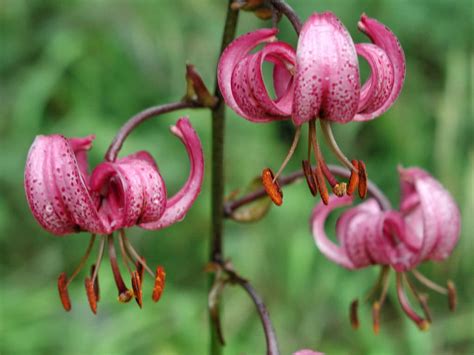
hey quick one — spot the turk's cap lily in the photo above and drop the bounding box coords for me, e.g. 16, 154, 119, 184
311, 167, 460, 272
24, 117, 204, 236
218, 12, 405, 125
293, 350, 324, 355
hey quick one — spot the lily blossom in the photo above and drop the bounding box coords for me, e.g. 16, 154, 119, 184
311, 167, 460, 331
24, 117, 204, 313
218, 13, 405, 205
293, 350, 324, 355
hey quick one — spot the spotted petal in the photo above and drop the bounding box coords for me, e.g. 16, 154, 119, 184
140, 117, 204, 230
354, 14, 406, 121
24, 135, 109, 235
293, 12, 360, 125
311, 195, 355, 269
89, 151, 167, 231
399, 167, 461, 262
218, 29, 289, 122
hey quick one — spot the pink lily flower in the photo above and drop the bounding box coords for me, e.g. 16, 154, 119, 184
218, 12, 405, 205
311, 167, 460, 331
24, 117, 204, 313
293, 350, 324, 355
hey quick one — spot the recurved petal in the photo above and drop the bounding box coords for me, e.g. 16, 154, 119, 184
140, 117, 204, 230
311, 195, 355, 269
248, 42, 295, 116
90, 152, 166, 231
399, 167, 461, 262
218, 28, 278, 120
24, 135, 108, 235
354, 43, 394, 120
354, 14, 405, 121
68, 135, 95, 182
293, 350, 324, 355
338, 199, 381, 268
293, 12, 360, 125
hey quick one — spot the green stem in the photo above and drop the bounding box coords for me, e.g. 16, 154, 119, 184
209, 2, 239, 354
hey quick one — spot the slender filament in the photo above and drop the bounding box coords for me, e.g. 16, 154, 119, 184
121, 232, 154, 277
91, 236, 106, 283
66, 234, 96, 286
320, 120, 357, 171
411, 269, 448, 295
272, 126, 301, 182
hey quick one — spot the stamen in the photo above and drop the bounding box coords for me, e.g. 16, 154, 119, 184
121, 232, 154, 278
313, 164, 329, 205
91, 236, 106, 284
272, 126, 302, 182
118, 230, 133, 276
84, 277, 97, 314
411, 269, 448, 295
405, 274, 433, 323
136, 256, 145, 282
131, 270, 143, 308
372, 301, 381, 334
262, 168, 283, 206
57, 272, 71, 311
90, 264, 100, 302
152, 266, 166, 302
358, 160, 368, 199
319, 120, 357, 171
309, 120, 329, 204
350, 299, 360, 329
362, 266, 390, 303
396, 272, 429, 331
65, 235, 97, 286
302, 160, 318, 196
107, 234, 133, 303
347, 160, 359, 196
447, 280, 457, 311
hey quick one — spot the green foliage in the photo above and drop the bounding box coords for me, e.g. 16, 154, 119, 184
1, 0, 472, 354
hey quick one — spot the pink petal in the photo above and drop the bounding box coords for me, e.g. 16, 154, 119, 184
248, 42, 295, 116
399, 167, 461, 262
311, 195, 355, 269
293, 12, 360, 125
24, 135, 109, 235
90, 152, 166, 231
218, 28, 280, 122
338, 199, 381, 268
355, 43, 394, 117
140, 117, 204, 230
68, 135, 95, 182
354, 14, 405, 121
376, 211, 418, 271
293, 350, 324, 355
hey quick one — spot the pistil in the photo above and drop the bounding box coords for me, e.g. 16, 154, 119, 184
396, 272, 429, 331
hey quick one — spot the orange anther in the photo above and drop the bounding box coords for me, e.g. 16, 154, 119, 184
85, 277, 97, 314
372, 301, 381, 335
358, 160, 368, 199
152, 266, 166, 302
302, 160, 317, 196
347, 160, 359, 196
261, 168, 283, 206
350, 299, 359, 330
90, 264, 100, 302
131, 271, 143, 308
57, 272, 71, 312
313, 164, 329, 205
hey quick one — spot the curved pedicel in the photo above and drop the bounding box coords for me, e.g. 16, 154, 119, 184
354, 14, 406, 121
24, 135, 109, 235
293, 12, 360, 125
140, 117, 204, 230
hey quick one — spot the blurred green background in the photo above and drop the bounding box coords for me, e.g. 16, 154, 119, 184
1, 0, 473, 354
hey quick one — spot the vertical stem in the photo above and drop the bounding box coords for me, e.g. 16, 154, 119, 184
209, 2, 239, 354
